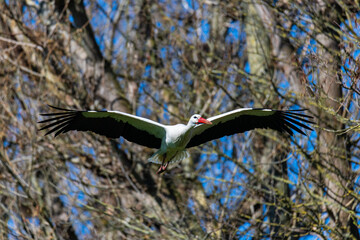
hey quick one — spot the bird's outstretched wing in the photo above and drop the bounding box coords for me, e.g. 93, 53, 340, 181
186, 108, 314, 148
38, 105, 166, 149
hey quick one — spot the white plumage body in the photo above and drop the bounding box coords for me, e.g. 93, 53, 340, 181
149, 123, 195, 166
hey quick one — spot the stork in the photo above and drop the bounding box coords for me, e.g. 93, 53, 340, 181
39, 106, 313, 174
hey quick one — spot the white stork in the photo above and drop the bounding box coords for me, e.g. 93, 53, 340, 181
39, 105, 313, 174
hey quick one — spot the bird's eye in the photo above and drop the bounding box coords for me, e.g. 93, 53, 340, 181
194, 116, 197, 119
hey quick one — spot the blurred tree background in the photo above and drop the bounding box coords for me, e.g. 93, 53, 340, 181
0, 0, 360, 239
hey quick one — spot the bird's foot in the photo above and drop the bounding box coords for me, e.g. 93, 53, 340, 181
156, 162, 168, 175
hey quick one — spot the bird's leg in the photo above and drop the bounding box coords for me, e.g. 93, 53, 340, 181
156, 154, 168, 175
156, 161, 168, 174
162, 162, 169, 171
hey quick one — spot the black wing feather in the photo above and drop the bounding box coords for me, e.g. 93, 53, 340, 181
186, 109, 314, 148
38, 106, 163, 148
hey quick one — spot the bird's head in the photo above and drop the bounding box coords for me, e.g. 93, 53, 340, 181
189, 114, 212, 126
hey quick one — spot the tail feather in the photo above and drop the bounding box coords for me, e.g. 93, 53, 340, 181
148, 150, 190, 166
169, 150, 190, 165
148, 152, 163, 164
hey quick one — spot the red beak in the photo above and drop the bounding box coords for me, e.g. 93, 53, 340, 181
198, 117, 212, 125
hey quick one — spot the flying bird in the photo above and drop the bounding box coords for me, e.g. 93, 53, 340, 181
39, 105, 313, 174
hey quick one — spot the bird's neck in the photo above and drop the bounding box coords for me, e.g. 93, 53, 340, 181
174, 122, 195, 141
185, 122, 196, 133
